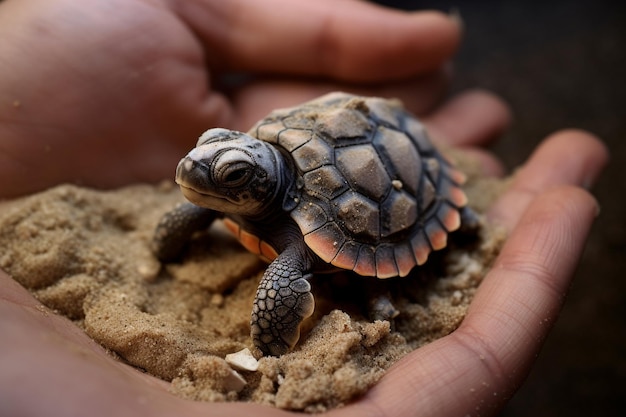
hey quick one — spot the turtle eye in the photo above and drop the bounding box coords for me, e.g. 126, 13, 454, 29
213, 148, 256, 187
220, 162, 252, 187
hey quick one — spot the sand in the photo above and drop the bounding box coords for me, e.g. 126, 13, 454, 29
0, 152, 507, 412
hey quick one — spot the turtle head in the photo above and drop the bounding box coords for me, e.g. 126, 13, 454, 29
175, 128, 283, 216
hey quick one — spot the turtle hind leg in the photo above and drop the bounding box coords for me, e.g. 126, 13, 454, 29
365, 277, 400, 325
251, 248, 315, 356
449, 205, 482, 249
152, 202, 216, 262
459, 205, 481, 232
369, 293, 400, 323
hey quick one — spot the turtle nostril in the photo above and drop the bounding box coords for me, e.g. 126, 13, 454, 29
178, 157, 194, 174
176, 157, 208, 178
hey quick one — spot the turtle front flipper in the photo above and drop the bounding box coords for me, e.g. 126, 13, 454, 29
152, 202, 216, 262
251, 246, 315, 356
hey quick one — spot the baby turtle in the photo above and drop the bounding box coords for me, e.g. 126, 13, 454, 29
153, 92, 476, 356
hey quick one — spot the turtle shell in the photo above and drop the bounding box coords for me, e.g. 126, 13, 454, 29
249, 93, 468, 278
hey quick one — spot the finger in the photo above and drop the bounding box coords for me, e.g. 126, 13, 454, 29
229, 70, 449, 130
488, 129, 609, 230
444, 186, 599, 414
421, 89, 511, 178
447, 147, 505, 178
424, 89, 512, 147
0, 270, 161, 415
338, 186, 598, 417
0, 271, 147, 377
0, 271, 290, 417
173, 0, 461, 81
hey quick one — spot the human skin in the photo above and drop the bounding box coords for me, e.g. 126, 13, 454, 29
0, 0, 609, 416
0, 0, 463, 197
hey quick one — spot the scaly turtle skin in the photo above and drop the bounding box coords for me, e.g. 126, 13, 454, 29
153, 93, 476, 356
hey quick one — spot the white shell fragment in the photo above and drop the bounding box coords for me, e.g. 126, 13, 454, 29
222, 369, 247, 392
225, 348, 259, 372
136, 259, 160, 280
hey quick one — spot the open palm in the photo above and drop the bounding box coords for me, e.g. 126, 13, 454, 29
0, 0, 608, 416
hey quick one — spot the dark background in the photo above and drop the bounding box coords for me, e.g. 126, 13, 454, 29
374, 0, 625, 415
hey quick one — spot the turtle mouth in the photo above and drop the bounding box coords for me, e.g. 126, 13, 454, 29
175, 157, 243, 209
177, 183, 242, 209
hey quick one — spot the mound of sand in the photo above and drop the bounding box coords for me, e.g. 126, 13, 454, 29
0, 154, 506, 412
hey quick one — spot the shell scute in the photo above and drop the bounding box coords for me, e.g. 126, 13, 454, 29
333, 191, 379, 240
255, 121, 285, 144
335, 144, 389, 202
331, 240, 360, 271
353, 245, 376, 277
291, 200, 328, 234
291, 135, 334, 173
425, 221, 448, 251
403, 116, 434, 153
303, 166, 349, 200
303, 222, 345, 263
375, 245, 399, 279
372, 126, 422, 195
277, 128, 313, 152
314, 107, 371, 140
359, 97, 402, 126
436, 202, 462, 233
393, 243, 416, 277
380, 189, 418, 238
410, 230, 431, 266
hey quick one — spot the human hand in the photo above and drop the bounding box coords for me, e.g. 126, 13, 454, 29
0, 0, 461, 197
0, 91, 608, 415
340, 132, 608, 417
0, 0, 609, 415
